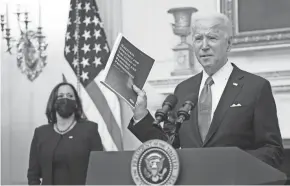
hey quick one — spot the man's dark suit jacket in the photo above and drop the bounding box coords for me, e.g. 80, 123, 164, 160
128, 64, 284, 169
27, 119, 103, 185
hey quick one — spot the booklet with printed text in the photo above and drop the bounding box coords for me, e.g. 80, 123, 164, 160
101, 33, 155, 108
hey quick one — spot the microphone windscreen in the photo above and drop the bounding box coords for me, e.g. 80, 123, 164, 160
163, 94, 178, 107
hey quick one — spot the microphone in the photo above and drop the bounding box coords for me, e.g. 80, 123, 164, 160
153, 94, 178, 127
175, 93, 198, 128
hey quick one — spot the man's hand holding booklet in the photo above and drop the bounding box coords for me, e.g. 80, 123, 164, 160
100, 33, 154, 108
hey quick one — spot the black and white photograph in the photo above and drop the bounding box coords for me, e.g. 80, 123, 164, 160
1, 0, 290, 184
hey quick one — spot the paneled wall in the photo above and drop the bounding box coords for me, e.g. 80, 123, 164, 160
1, 0, 73, 184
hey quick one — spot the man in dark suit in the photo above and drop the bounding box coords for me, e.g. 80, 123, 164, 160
128, 12, 284, 169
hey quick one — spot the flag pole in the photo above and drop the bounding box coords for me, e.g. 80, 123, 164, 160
75, 0, 81, 95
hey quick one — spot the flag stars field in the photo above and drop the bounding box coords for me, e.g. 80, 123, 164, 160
64, 0, 122, 151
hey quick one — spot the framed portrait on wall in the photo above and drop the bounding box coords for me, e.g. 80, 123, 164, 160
220, 0, 290, 49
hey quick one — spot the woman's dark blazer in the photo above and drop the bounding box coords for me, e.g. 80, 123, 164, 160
27, 119, 103, 185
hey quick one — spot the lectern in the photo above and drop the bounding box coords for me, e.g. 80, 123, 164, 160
86, 147, 286, 185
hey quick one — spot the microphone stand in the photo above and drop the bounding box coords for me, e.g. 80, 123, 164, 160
163, 120, 181, 149
155, 95, 197, 149
165, 109, 191, 149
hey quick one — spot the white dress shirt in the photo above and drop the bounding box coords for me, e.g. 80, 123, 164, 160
199, 62, 233, 122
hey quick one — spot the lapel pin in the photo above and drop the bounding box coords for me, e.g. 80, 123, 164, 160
69, 136, 73, 139
233, 82, 238, 86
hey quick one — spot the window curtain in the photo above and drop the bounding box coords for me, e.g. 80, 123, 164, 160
95, 0, 122, 48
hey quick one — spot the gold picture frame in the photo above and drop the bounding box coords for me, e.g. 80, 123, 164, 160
220, 0, 290, 49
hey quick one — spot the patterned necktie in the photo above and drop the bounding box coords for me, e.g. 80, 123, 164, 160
198, 76, 214, 142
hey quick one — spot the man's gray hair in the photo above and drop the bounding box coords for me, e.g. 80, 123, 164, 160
191, 12, 233, 38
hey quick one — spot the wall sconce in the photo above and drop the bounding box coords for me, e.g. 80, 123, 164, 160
1, 3, 48, 81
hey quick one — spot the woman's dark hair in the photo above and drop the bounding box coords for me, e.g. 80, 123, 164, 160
45, 82, 83, 124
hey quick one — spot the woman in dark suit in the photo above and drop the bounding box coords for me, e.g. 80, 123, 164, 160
27, 82, 103, 185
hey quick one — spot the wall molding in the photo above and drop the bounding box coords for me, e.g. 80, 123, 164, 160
148, 70, 290, 95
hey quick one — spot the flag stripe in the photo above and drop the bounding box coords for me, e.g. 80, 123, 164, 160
64, 0, 123, 151
86, 80, 123, 150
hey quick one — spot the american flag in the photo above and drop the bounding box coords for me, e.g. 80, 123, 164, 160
64, 0, 123, 151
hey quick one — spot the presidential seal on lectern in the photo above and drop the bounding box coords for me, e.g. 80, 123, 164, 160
131, 139, 180, 185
